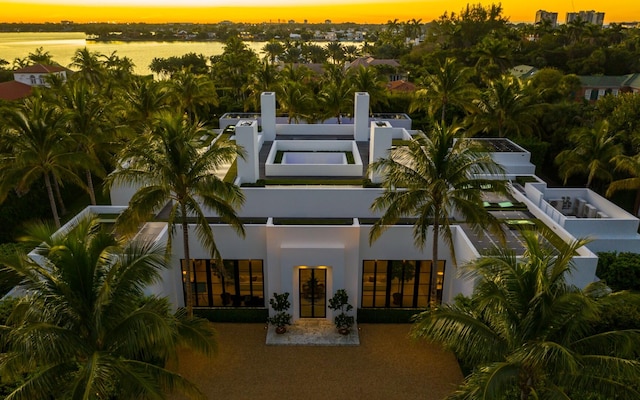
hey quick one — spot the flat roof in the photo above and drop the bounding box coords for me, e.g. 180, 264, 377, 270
472, 138, 526, 153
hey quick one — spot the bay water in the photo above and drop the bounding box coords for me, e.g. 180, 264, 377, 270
0, 32, 273, 75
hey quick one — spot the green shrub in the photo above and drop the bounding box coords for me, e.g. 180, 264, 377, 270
356, 308, 420, 323
591, 300, 640, 333
0, 243, 33, 297
596, 252, 640, 291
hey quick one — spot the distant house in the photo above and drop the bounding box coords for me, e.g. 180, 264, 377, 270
0, 64, 68, 101
509, 65, 539, 80
346, 57, 407, 82
13, 64, 68, 86
0, 80, 33, 101
578, 74, 640, 101
386, 80, 416, 92
283, 63, 325, 76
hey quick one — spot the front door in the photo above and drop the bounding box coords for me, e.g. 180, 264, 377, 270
299, 268, 326, 318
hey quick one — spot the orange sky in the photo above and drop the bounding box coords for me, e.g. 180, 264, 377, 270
0, 0, 638, 24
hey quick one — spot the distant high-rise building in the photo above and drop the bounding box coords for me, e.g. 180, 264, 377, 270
566, 10, 605, 26
535, 10, 558, 27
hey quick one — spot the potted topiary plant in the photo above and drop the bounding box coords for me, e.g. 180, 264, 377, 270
267, 292, 292, 334
390, 260, 415, 306
328, 289, 355, 335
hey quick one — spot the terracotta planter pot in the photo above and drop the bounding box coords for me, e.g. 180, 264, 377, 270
275, 326, 287, 334
338, 328, 350, 335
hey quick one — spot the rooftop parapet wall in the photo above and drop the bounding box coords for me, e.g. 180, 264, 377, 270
519, 183, 640, 252
237, 187, 386, 219
264, 140, 363, 177
219, 115, 412, 132
276, 123, 354, 136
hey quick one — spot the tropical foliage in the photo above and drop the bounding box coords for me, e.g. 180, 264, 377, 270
555, 120, 623, 190
412, 231, 640, 399
0, 216, 217, 399
106, 113, 245, 316
596, 251, 640, 292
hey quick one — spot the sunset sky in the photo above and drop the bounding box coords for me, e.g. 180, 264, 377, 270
1, 0, 638, 24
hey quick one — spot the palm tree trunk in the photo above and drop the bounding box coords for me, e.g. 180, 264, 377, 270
44, 173, 61, 229
52, 176, 67, 216
181, 203, 194, 317
86, 169, 97, 205
430, 216, 440, 307
634, 188, 640, 217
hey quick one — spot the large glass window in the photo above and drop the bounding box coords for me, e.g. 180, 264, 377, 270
361, 259, 445, 308
181, 259, 264, 308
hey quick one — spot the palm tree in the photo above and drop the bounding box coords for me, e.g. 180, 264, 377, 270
318, 80, 352, 124
27, 46, 55, 65
101, 50, 136, 90
280, 46, 303, 64
69, 47, 106, 86
472, 75, 543, 138
0, 97, 87, 228
123, 76, 171, 129
0, 216, 217, 399
212, 37, 259, 104
348, 66, 387, 111
301, 43, 327, 64
277, 79, 312, 124
167, 69, 218, 123
556, 120, 623, 190
56, 79, 112, 205
106, 113, 245, 317
343, 44, 361, 61
261, 40, 284, 64
244, 60, 279, 111
369, 122, 506, 305
325, 41, 345, 65
472, 36, 513, 79
410, 58, 478, 125
607, 153, 640, 215
412, 230, 640, 399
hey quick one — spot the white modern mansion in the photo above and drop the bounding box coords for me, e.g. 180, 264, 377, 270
81, 92, 640, 322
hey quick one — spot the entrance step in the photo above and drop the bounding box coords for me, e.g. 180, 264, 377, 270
265, 319, 360, 346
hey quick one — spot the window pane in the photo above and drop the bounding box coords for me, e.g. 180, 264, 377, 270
436, 260, 446, 304
248, 260, 265, 307
209, 264, 227, 306
238, 260, 252, 299
362, 261, 376, 307
416, 261, 431, 307
374, 261, 388, 307
194, 260, 209, 307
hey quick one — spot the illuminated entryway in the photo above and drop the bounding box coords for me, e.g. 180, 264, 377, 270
299, 268, 327, 318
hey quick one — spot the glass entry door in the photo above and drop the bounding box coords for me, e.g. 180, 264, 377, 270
299, 268, 326, 318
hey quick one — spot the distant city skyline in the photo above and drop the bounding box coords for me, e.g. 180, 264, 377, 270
0, 1, 638, 24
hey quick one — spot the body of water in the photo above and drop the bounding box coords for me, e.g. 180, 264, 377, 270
0, 32, 272, 75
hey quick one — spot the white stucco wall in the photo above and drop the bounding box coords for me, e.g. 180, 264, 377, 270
265, 140, 363, 177
239, 187, 384, 218
266, 223, 360, 321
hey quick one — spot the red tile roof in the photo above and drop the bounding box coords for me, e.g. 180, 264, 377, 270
14, 64, 66, 74
0, 80, 32, 100
386, 80, 416, 92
